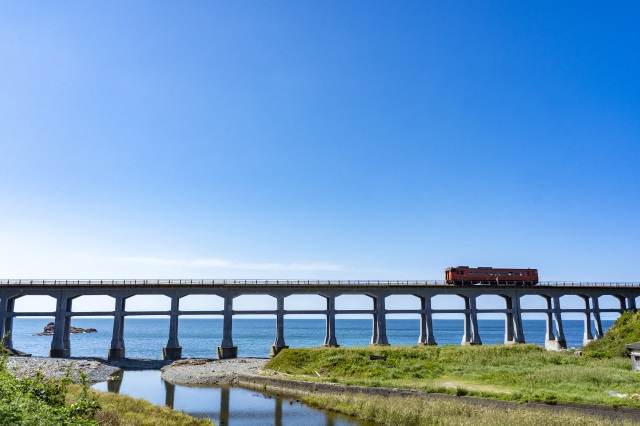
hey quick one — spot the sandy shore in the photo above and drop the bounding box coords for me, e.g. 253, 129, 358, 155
160, 358, 268, 385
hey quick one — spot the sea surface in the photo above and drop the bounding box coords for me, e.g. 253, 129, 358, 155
10, 317, 614, 358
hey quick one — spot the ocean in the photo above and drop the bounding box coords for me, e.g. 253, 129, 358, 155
9, 317, 614, 358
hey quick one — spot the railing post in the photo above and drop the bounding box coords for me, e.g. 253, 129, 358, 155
270, 295, 288, 357
217, 295, 237, 359
108, 296, 126, 360
50, 294, 72, 358
323, 295, 339, 347
418, 294, 436, 346
370, 294, 389, 346
163, 296, 182, 360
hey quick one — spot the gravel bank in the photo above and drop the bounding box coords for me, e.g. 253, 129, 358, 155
161, 358, 268, 385
6, 357, 121, 384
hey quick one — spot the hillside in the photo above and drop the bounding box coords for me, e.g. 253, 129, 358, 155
583, 311, 640, 358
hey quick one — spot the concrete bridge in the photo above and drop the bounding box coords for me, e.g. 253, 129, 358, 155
1, 279, 639, 360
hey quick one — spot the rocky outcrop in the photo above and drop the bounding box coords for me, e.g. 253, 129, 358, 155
36, 322, 97, 336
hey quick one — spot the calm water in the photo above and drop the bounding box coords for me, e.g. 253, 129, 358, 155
92, 370, 372, 426
10, 317, 614, 359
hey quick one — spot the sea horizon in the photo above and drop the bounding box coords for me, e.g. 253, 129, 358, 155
9, 317, 614, 359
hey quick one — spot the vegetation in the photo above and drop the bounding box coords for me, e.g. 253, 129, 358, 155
583, 311, 640, 358
0, 354, 98, 425
0, 346, 212, 426
67, 385, 214, 426
266, 344, 640, 406
301, 393, 638, 426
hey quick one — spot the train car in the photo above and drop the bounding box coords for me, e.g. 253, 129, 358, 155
445, 266, 538, 286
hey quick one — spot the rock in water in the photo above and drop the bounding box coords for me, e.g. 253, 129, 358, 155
36, 322, 55, 336
36, 322, 97, 336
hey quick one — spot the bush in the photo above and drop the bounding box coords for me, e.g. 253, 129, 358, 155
0, 345, 99, 425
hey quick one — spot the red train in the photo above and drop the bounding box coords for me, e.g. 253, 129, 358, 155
445, 266, 539, 286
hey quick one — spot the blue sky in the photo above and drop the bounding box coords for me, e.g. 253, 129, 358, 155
1, 1, 639, 298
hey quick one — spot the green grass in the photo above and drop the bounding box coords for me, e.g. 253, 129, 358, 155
265, 344, 640, 406
583, 311, 640, 358
300, 393, 638, 426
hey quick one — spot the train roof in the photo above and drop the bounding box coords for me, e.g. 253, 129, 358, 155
447, 266, 537, 270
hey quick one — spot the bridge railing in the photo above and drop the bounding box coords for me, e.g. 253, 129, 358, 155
1, 279, 640, 287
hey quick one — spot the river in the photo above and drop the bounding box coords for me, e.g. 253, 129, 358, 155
92, 370, 374, 426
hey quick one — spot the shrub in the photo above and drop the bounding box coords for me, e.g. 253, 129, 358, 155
0, 346, 99, 425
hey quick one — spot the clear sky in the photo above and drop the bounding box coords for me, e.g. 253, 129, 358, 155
1, 1, 639, 305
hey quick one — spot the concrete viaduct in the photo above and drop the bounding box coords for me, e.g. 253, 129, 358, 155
1, 279, 638, 360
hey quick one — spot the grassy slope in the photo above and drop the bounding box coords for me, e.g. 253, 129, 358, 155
266, 344, 640, 406
301, 393, 639, 426
583, 311, 640, 358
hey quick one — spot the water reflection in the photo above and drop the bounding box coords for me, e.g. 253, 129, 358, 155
92, 370, 370, 426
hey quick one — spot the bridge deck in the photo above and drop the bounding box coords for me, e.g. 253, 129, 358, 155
1, 279, 639, 288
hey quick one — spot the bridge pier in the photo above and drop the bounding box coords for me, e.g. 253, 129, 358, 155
217, 296, 237, 359
544, 296, 556, 348
580, 295, 594, 346
418, 295, 436, 345
627, 296, 637, 312
0, 296, 16, 351
323, 295, 339, 347
220, 386, 230, 426
50, 295, 72, 358
461, 295, 481, 345
270, 296, 288, 357
108, 296, 126, 360
163, 296, 182, 360
592, 296, 603, 339
503, 294, 525, 344
544, 295, 566, 350
164, 378, 175, 409
370, 295, 389, 345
